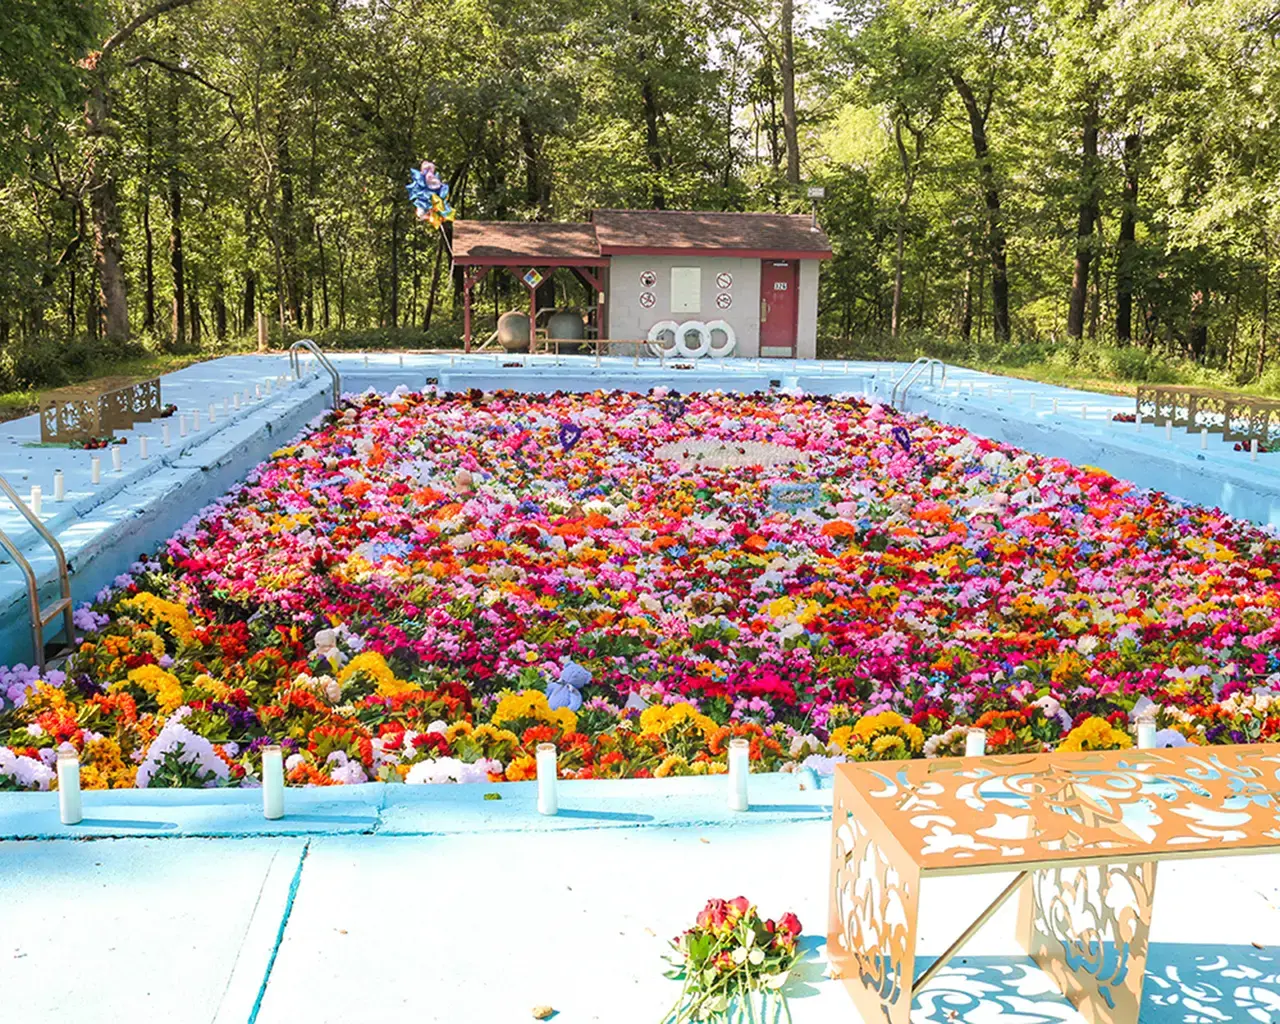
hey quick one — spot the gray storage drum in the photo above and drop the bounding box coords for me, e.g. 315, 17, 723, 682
497, 310, 532, 352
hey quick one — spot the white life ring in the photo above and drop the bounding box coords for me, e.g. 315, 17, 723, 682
647, 319, 680, 357
676, 320, 712, 358
704, 319, 737, 358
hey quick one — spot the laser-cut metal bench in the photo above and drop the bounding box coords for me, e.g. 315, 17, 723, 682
828, 744, 1280, 1024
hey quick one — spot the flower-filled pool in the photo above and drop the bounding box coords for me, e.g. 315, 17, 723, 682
3, 386, 1279, 791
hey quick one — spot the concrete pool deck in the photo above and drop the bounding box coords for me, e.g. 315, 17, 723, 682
2, 781, 1277, 1024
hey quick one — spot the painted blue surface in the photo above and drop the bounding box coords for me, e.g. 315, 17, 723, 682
0, 351, 1277, 666
0, 772, 830, 841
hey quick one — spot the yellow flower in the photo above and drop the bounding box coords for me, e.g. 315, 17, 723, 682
1057, 716, 1133, 752
120, 593, 196, 645
491, 690, 576, 733
114, 664, 185, 714
638, 702, 717, 740
337, 651, 416, 698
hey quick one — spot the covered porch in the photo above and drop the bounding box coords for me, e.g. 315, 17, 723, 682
451, 222, 609, 352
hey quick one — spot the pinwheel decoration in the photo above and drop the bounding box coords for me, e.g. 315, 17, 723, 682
406, 160, 455, 229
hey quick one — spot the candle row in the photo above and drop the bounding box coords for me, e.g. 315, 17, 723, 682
55, 736, 759, 826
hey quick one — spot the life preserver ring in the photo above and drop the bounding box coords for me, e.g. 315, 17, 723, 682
704, 319, 737, 358
646, 320, 680, 357
676, 320, 712, 359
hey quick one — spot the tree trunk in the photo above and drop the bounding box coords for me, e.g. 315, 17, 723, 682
890, 121, 920, 340
640, 76, 666, 209
389, 203, 401, 328
960, 260, 974, 341
188, 264, 201, 348
1067, 97, 1099, 338
1187, 290, 1208, 361
950, 71, 1010, 343
214, 277, 226, 340
779, 0, 800, 185
1260, 231, 1270, 378
169, 155, 185, 348
278, 120, 302, 326
315, 221, 330, 329
1115, 132, 1141, 343
424, 234, 444, 330
85, 82, 130, 342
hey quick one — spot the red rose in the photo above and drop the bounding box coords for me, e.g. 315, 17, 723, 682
727, 896, 751, 919
696, 899, 729, 931
777, 912, 802, 937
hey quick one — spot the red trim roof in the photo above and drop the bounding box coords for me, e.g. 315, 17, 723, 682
451, 210, 832, 266
452, 221, 605, 264
592, 209, 831, 257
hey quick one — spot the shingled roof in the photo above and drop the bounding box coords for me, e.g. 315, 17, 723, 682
591, 209, 832, 257
451, 221, 604, 264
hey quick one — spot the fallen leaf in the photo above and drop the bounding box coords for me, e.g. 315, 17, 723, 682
1254, 941, 1266, 950
644, 927, 656, 937
699, 837, 710, 844
532, 1005, 555, 1020
337, 929, 347, 935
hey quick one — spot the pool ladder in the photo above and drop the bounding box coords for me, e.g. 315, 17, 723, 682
288, 339, 342, 411
0, 473, 74, 671
891, 358, 946, 406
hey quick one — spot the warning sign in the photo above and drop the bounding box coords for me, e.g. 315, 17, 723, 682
640, 270, 658, 288
716, 272, 733, 290
715, 292, 732, 309
639, 291, 656, 308
523, 269, 544, 289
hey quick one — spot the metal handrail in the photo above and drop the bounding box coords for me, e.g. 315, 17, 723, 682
288, 339, 342, 411
900, 358, 946, 404
0, 474, 74, 670
890, 357, 931, 406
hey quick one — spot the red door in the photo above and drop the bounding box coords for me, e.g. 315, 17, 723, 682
759, 260, 798, 355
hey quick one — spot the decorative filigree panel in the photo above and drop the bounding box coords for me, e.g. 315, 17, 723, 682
828, 782, 919, 1024
1018, 862, 1156, 1024
39, 377, 163, 442
837, 744, 1280, 873
1136, 384, 1280, 445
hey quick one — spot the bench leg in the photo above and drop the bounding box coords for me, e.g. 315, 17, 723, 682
828, 789, 921, 1024
1016, 861, 1157, 1024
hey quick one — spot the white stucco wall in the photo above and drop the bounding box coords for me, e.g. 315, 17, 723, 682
606, 253, 823, 359
798, 259, 820, 360
607, 255, 763, 357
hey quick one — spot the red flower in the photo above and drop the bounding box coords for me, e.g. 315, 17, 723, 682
777, 912, 802, 938
696, 899, 730, 931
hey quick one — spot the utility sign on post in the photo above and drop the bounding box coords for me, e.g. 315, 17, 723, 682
523, 269, 544, 289
807, 186, 825, 199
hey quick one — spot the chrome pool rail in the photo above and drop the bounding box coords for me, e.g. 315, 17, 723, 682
0, 473, 74, 670
287, 339, 342, 411
890, 357, 946, 406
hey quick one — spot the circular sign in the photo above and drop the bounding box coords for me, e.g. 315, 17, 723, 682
715, 292, 732, 309
715, 272, 733, 290
639, 270, 658, 288
639, 291, 656, 309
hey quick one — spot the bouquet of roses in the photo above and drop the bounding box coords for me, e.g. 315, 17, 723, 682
663, 896, 802, 1023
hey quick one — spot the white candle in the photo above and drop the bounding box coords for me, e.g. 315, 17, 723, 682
208, 403, 216, 424
1136, 715, 1157, 749
1200, 428, 1208, 450
255, 384, 262, 399
262, 745, 284, 820
110, 445, 123, 473
266, 378, 274, 395
1165, 420, 1173, 441
1252, 439, 1259, 462
1080, 405, 1088, 420
222, 397, 230, 416
363, 354, 369, 367
91, 456, 101, 485
727, 737, 750, 811
53, 469, 65, 502
399, 354, 404, 368
233, 393, 242, 410
138, 435, 149, 460
162, 422, 171, 447
450, 354, 455, 367
536, 742, 558, 816
965, 728, 987, 757
28, 485, 41, 517
1135, 414, 1141, 432
57, 749, 82, 825
1052, 397, 1059, 414
1029, 394, 1036, 412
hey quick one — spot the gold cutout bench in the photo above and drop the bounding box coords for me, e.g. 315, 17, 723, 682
828, 744, 1280, 1024
39, 375, 162, 444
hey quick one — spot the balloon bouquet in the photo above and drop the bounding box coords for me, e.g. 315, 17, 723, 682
406, 160, 455, 229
